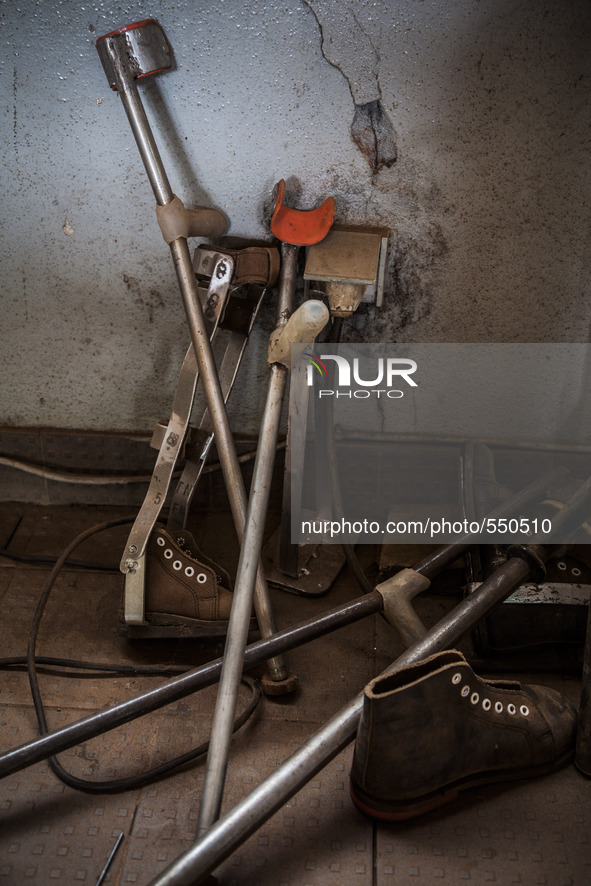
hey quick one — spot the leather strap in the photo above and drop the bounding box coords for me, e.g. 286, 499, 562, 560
196, 243, 280, 288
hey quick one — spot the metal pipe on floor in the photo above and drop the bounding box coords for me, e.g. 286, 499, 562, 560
0, 593, 382, 779
146, 550, 545, 886
0, 465, 567, 779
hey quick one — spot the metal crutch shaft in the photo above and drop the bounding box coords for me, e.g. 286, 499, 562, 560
147, 549, 548, 886
99, 33, 289, 683
197, 244, 299, 833
197, 365, 290, 831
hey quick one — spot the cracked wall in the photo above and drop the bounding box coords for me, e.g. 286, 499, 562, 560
1, 0, 590, 433
304, 0, 398, 172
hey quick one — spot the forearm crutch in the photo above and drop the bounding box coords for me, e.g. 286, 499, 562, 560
96, 20, 288, 686
197, 179, 334, 833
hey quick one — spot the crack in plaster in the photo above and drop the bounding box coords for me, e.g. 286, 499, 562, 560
304, 0, 397, 172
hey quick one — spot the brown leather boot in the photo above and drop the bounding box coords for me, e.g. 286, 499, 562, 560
137, 526, 251, 638
350, 650, 577, 821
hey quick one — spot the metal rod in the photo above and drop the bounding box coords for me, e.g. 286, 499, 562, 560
102, 39, 289, 683
0, 592, 382, 780
197, 244, 299, 833
95, 831, 124, 886
146, 552, 542, 886
197, 365, 287, 830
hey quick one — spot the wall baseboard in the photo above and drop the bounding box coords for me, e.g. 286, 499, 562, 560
0, 427, 278, 511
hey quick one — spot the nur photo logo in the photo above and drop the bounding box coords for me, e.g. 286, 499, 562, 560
302, 351, 418, 399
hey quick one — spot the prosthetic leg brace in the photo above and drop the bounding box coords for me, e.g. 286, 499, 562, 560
96, 20, 289, 687
165, 245, 282, 532
196, 180, 332, 834
121, 250, 276, 634
120, 252, 235, 626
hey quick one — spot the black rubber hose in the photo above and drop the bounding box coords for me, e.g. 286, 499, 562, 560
24, 517, 262, 793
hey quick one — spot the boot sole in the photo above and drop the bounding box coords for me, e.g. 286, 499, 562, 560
118, 611, 258, 639
349, 749, 575, 821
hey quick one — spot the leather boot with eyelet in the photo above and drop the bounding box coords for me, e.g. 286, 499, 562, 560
128, 526, 255, 639
350, 649, 578, 821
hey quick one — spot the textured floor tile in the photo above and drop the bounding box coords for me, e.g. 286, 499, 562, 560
375, 767, 591, 885
0, 708, 137, 885
1, 504, 589, 886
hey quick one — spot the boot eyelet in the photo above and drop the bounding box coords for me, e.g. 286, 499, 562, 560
196, 573, 207, 584
185, 566, 195, 577
164, 549, 173, 559
157, 537, 165, 547
495, 701, 503, 713
520, 705, 530, 716
470, 692, 480, 705
452, 673, 462, 684
461, 685, 470, 697
482, 699, 491, 711
173, 560, 182, 571
507, 703, 516, 715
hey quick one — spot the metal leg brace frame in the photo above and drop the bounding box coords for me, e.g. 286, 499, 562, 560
121, 253, 234, 624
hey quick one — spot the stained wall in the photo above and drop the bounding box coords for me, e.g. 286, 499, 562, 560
1, 0, 589, 433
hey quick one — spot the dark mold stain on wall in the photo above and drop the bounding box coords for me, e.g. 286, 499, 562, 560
351, 100, 397, 173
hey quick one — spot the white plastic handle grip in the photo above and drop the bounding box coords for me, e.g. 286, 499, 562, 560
267, 299, 330, 368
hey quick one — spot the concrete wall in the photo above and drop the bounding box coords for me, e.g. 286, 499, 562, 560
1, 0, 590, 434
